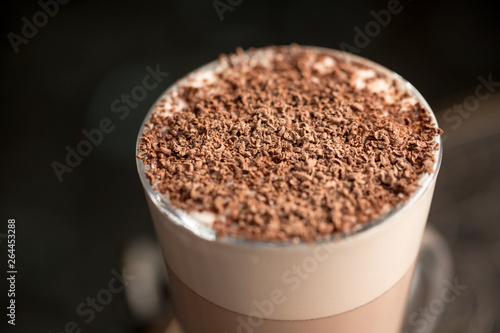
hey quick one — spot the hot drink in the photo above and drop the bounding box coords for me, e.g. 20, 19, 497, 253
137, 45, 442, 333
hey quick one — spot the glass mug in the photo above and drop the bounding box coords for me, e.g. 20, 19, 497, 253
136, 46, 446, 333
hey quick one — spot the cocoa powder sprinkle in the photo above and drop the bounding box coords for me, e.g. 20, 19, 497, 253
138, 45, 442, 242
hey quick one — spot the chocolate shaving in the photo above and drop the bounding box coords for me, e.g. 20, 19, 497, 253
138, 45, 442, 242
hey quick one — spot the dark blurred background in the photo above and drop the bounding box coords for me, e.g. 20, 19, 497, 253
1, 0, 500, 332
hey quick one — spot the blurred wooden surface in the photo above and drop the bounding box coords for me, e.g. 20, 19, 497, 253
165, 319, 182, 333
428, 93, 500, 333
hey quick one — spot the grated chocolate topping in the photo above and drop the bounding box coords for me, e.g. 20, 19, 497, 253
137, 45, 442, 242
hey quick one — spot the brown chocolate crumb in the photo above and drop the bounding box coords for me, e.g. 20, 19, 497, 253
138, 45, 442, 242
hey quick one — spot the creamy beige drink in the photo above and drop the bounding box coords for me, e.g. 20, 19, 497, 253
136, 45, 442, 333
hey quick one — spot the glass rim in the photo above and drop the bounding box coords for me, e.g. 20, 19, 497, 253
135, 45, 443, 248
